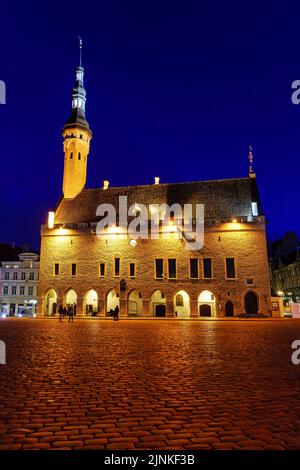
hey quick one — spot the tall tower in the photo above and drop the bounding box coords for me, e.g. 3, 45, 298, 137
62, 38, 92, 199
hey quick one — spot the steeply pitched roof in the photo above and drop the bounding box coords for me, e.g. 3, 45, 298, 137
55, 177, 262, 224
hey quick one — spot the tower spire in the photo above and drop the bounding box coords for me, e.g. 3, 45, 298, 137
248, 145, 256, 178
79, 36, 82, 66
62, 37, 91, 134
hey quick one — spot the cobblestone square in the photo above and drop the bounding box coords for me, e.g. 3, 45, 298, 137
1, 318, 300, 450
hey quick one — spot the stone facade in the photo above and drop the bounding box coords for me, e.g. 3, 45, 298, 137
37, 56, 272, 318
38, 216, 271, 317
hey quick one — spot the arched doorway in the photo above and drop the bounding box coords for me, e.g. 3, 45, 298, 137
83, 289, 98, 316
64, 289, 77, 315
128, 290, 143, 316
106, 289, 119, 316
198, 290, 216, 317
174, 290, 190, 318
225, 300, 234, 317
44, 289, 57, 316
200, 304, 212, 317
150, 290, 166, 317
245, 291, 259, 314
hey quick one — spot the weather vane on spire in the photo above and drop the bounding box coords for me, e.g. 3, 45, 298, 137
79, 36, 83, 66
248, 144, 256, 178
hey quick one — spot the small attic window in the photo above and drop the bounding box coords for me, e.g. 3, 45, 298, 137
251, 202, 258, 217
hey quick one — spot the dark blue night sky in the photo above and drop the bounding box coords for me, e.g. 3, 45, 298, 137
1, 1, 300, 249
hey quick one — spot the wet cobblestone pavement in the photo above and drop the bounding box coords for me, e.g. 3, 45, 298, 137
1, 318, 300, 450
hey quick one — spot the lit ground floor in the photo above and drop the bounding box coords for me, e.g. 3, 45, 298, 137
0, 319, 300, 450
38, 286, 271, 318
0, 297, 37, 316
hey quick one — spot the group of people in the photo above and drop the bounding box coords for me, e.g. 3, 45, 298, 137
58, 305, 76, 322
58, 304, 120, 321
110, 305, 119, 321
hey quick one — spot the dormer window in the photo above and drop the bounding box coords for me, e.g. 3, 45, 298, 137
251, 202, 258, 217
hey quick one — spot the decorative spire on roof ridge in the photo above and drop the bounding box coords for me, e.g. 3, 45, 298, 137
248, 144, 256, 178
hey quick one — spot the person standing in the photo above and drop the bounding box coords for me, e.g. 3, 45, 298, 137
114, 305, 119, 321
68, 305, 74, 323
58, 304, 64, 322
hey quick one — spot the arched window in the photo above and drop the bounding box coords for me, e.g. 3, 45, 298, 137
70, 152, 73, 159
175, 294, 183, 306
78, 152, 81, 160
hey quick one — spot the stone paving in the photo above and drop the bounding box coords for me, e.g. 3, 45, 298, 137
1, 318, 300, 450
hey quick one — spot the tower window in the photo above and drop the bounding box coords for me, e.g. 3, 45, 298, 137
78, 152, 81, 160
70, 152, 73, 159
80, 135, 83, 139
54, 264, 59, 276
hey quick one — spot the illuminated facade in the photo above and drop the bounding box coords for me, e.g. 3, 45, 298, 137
37, 52, 272, 318
0, 253, 39, 316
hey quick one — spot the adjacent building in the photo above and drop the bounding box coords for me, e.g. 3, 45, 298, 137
269, 232, 300, 305
37, 49, 272, 318
0, 252, 39, 316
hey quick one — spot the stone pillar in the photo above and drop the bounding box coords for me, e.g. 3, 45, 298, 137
76, 297, 83, 318
190, 300, 198, 318
98, 298, 105, 317
120, 297, 127, 317
142, 299, 151, 316
166, 299, 174, 318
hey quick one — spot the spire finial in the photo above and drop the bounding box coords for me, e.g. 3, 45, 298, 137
78, 36, 83, 66
248, 144, 256, 178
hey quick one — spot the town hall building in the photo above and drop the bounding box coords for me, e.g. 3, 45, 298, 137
37, 48, 272, 318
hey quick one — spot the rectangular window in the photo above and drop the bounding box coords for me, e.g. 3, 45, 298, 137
168, 259, 177, 279
28, 287, 34, 296
114, 258, 120, 277
190, 258, 199, 279
203, 258, 212, 279
21, 272, 26, 280
11, 286, 17, 295
99, 263, 105, 277
71, 263, 77, 276
29, 272, 34, 280
54, 263, 59, 276
4, 272, 9, 280
155, 259, 164, 279
226, 258, 236, 279
13, 272, 18, 280
3, 286, 8, 295
251, 202, 258, 217
20, 286, 25, 295
129, 262, 136, 278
